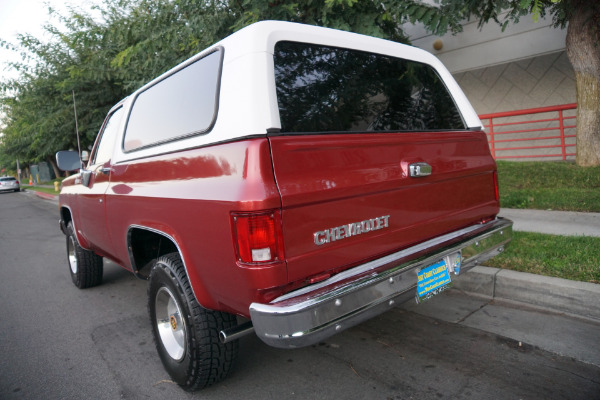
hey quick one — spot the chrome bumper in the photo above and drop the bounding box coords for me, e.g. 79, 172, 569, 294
250, 218, 512, 348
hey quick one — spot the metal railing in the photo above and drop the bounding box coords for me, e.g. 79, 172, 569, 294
479, 103, 577, 160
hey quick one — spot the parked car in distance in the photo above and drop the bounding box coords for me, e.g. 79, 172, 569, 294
0, 177, 20, 192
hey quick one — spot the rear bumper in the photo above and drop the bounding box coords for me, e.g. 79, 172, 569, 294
250, 218, 512, 348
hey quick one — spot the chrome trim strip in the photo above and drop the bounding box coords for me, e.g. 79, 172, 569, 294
127, 224, 181, 271
250, 218, 512, 348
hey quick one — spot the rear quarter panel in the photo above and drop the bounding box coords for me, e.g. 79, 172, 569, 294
105, 138, 285, 315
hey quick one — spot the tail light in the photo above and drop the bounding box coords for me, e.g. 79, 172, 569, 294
232, 211, 284, 264
493, 170, 499, 202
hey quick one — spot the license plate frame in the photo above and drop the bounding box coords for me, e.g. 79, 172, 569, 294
416, 252, 461, 303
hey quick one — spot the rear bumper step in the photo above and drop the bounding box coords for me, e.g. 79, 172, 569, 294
250, 218, 512, 348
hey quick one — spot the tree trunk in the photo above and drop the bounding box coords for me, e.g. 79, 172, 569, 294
566, 2, 600, 166
47, 155, 62, 179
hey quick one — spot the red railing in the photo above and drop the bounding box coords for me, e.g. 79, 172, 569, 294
479, 103, 577, 160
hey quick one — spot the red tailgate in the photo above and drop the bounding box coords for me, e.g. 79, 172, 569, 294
269, 131, 499, 283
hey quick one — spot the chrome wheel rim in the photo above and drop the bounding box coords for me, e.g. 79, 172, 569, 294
68, 236, 78, 274
155, 287, 186, 361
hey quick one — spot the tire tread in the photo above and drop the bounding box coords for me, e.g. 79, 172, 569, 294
67, 223, 103, 288
149, 253, 238, 391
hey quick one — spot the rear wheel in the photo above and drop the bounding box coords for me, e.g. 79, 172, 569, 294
66, 222, 103, 288
148, 253, 239, 391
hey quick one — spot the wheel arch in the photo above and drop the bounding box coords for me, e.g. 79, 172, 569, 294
60, 205, 92, 250
127, 225, 213, 308
60, 206, 72, 231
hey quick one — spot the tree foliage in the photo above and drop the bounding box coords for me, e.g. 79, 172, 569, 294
0, 0, 236, 173
1, 0, 467, 174
445, 0, 583, 29
436, 0, 600, 166
2, 0, 598, 172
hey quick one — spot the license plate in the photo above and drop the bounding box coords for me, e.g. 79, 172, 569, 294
416, 252, 461, 303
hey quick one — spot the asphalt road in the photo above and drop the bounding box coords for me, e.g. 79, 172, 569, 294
1, 191, 599, 400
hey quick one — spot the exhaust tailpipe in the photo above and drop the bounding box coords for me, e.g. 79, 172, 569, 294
219, 321, 254, 343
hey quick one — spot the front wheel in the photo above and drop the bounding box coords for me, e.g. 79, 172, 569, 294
66, 222, 103, 288
148, 253, 239, 391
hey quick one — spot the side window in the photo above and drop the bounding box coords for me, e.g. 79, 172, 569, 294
273, 41, 466, 133
123, 49, 222, 152
90, 107, 124, 166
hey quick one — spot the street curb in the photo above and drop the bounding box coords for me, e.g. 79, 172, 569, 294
454, 266, 600, 320
34, 191, 58, 201
22, 189, 59, 203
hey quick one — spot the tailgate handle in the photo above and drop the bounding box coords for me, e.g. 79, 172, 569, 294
409, 162, 432, 178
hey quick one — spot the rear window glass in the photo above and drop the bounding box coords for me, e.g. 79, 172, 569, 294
0, 177, 16, 182
274, 41, 466, 133
123, 49, 222, 152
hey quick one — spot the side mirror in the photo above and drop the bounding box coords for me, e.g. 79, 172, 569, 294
81, 150, 90, 162
81, 170, 93, 187
56, 151, 82, 172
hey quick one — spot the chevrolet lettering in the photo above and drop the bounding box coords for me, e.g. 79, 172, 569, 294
314, 215, 391, 246
55, 21, 512, 391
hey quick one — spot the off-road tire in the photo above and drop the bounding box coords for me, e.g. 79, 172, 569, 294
148, 252, 239, 391
66, 222, 103, 288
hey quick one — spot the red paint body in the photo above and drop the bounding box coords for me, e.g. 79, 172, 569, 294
271, 131, 499, 285
60, 129, 498, 318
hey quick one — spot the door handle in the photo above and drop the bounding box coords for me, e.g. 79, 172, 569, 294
409, 162, 432, 178
100, 168, 111, 175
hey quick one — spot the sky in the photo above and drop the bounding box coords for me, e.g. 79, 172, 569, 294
0, 0, 89, 83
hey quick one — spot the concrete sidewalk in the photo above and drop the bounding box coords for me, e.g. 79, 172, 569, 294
453, 266, 600, 320
500, 208, 600, 237
401, 283, 600, 369
401, 207, 600, 368
475, 209, 600, 321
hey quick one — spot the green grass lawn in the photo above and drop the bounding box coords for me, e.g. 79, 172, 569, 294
497, 161, 600, 212
24, 185, 60, 195
487, 161, 600, 284
483, 231, 600, 284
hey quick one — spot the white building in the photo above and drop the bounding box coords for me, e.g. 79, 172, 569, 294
404, 11, 576, 161
404, 12, 575, 115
